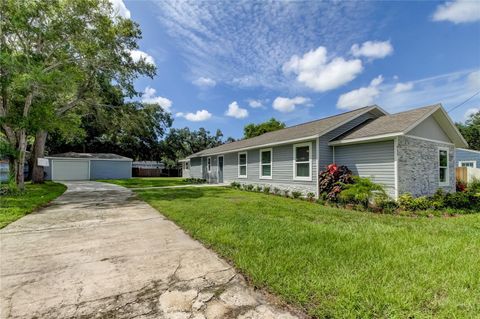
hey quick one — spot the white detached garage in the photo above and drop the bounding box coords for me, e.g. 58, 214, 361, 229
45, 152, 132, 181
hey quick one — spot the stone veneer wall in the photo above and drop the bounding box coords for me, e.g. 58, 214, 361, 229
397, 136, 455, 197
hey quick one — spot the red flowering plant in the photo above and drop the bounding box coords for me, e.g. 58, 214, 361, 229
318, 164, 353, 201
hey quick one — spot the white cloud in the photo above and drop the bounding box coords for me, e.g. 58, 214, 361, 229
337, 75, 383, 110
465, 107, 479, 120
193, 77, 216, 88
350, 40, 393, 59
374, 69, 480, 121
154, 1, 376, 89
272, 96, 310, 113
468, 70, 480, 89
225, 101, 249, 119
248, 99, 263, 108
393, 82, 414, 93
129, 50, 156, 66
433, 0, 480, 23
283, 46, 363, 92
109, 0, 131, 19
176, 110, 212, 122
141, 86, 172, 111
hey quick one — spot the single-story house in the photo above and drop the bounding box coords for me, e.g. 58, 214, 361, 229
181, 104, 468, 198
456, 148, 480, 168
45, 152, 132, 181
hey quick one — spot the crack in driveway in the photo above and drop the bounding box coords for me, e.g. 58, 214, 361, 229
0, 181, 301, 319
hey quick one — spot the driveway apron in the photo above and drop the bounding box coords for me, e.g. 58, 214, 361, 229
0, 181, 299, 319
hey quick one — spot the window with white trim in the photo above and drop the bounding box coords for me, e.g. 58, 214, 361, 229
438, 148, 449, 186
260, 148, 272, 179
294, 142, 311, 180
207, 157, 211, 172
238, 152, 247, 178
459, 161, 476, 168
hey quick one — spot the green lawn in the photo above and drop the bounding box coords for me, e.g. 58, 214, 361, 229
98, 177, 189, 188
0, 182, 67, 229
135, 186, 480, 319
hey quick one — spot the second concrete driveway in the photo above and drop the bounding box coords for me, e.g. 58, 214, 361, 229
0, 181, 299, 319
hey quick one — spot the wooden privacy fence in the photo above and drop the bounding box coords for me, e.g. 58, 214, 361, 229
456, 166, 480, 184
132, 167, 181, 177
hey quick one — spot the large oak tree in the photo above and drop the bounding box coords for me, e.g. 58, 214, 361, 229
0, 0, 154, 189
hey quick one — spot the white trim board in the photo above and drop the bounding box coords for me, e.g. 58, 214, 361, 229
259, 148, 273, 180
293, 142, 312, 181
329, 133, 401, 146
238, 151, 247, 178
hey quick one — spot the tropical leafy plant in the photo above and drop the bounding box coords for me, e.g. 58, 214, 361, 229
339, 176, 386, 209
318, 164, 353, 201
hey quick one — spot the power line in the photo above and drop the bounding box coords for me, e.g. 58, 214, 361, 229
447, 90, 480, 113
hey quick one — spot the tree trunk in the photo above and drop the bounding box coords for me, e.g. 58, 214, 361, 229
15, 130, 27, 190
32, 130, 47, 183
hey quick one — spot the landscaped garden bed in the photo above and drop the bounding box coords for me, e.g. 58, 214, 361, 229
135, 186, 480, 318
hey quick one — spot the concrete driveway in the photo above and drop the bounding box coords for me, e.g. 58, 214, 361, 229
0, 181, 299, 319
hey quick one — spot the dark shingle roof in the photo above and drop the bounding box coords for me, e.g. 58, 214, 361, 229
48, 152, 132, 160
188, 106, 381, 157
332, 104, 439, 142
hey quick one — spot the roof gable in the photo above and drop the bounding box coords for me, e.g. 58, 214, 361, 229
330, 104, 468, 148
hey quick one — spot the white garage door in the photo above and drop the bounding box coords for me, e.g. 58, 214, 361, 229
52, 160, 89, 181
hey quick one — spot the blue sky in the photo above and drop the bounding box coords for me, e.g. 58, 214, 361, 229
114, 0, 480, 139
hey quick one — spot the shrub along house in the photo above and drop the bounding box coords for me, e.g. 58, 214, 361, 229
181, 104, 467, 199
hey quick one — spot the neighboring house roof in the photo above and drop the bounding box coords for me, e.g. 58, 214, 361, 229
187, 105, 385, 158
330, 104, 468, 147
456, 148, 480, 154
47, 152, 132, 160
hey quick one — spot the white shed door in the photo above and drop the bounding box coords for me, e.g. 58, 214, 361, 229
52, 160, 89, 180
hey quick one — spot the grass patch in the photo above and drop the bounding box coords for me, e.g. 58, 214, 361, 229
0, 182, 66, 228
135, 186, 480, 319
98, 177, 189, 188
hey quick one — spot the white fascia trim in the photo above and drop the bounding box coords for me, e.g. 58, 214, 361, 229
259, 148, 273, 180
403, 134, 455, 146
238, 151, 247, 178
293, 142, 312, 181
45, 157, 132, 162
328, 133, 402, 146
457, 148, 480, 154
459, 160, 477, 168
393, 137, 399, 200
438, 146, 450, 187
436, 106, 469, 147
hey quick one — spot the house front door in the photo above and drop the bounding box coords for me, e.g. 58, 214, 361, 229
218, 156, 224, 183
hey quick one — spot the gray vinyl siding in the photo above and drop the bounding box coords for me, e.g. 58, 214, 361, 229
334, 140, 395, 197
90, 160, 131, 179
408, 115, 450, 143
189, 140, 317, 194
318, 111, 378, 171
456, 149, 480, 168
189, 157, 202, 178
222, 140, 317, 191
